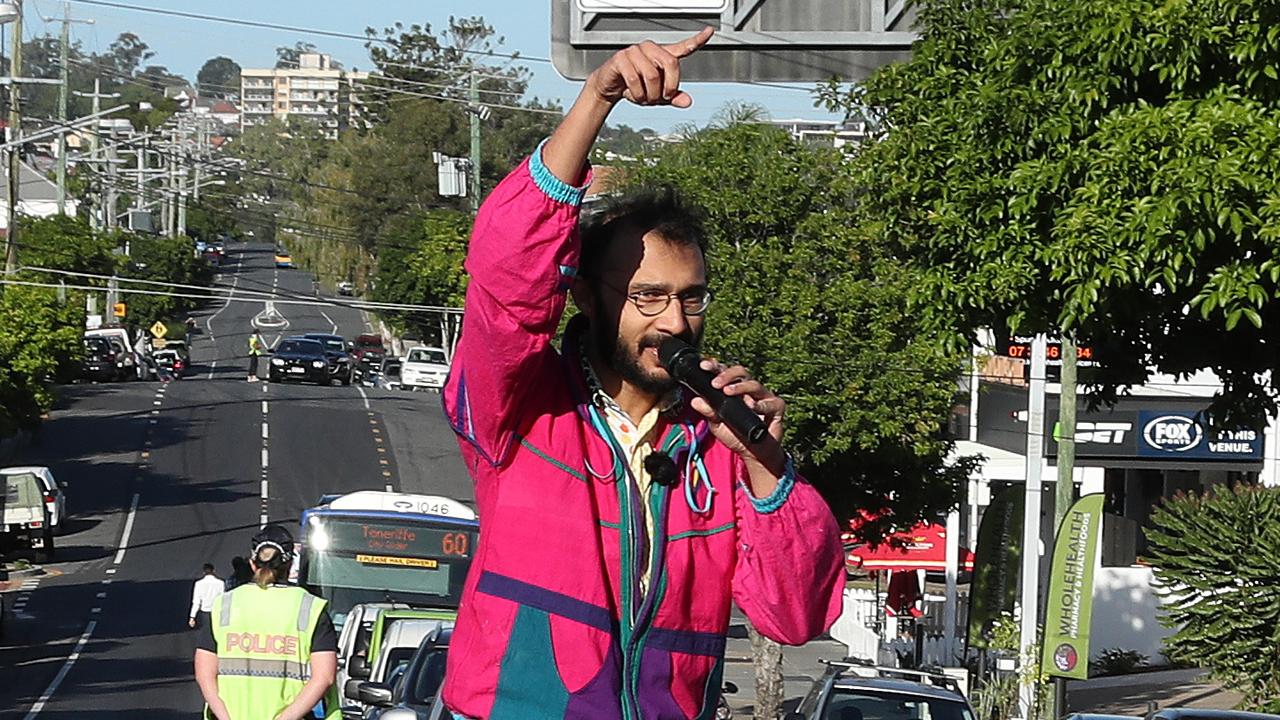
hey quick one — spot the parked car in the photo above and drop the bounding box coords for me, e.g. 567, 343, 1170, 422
301, 333, 354, 385
84, 327, 143, 380
0, 466, 66, 532
267, 338, 330, 384
400, 347, 449, 391
337, 281, 355, 297
787, 660, 975, 720
357, 626, 452, 720
275, 250, 294, 268
336, 603, 414, 694
1, 468, 58, 561
82, 336, 125, 382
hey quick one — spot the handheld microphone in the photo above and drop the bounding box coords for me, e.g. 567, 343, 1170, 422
657, 337, 768, 445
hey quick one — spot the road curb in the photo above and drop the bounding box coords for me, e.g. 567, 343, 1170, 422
2, 565, 46, 580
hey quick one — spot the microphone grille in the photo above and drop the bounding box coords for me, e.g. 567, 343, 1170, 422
657, 336, 693, 369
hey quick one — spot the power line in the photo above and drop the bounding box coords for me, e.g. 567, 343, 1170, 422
65, 0, 552, 64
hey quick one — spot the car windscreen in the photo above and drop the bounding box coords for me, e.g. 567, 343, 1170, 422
407, 349, 447, 364
320, 339, 345, 352
84, 337, 111, 354
822, 689, 974, 720
4, 473, 43, 510
277, 340, 322, 355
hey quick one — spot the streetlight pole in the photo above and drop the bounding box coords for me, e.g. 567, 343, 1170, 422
47, 0, 93, 216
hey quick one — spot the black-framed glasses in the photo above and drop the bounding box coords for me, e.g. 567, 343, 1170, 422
599, 279, 713, 317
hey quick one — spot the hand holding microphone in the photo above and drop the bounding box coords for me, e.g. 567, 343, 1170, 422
658, 337, 767, 443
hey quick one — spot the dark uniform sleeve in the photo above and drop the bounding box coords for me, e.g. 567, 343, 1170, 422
196, 617, 217, 653
311, 610, 338, 653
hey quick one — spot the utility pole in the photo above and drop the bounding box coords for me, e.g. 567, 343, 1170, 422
4, 0, 22, 274
74, 78, 121, 158
1048, 334, 1078, 719
469, 70, 481, 213
47, 1, 92, 215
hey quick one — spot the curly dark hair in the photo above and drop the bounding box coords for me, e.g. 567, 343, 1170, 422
579, 186, 709, 282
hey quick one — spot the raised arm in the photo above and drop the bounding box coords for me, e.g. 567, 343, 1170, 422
444, 28, 714, 466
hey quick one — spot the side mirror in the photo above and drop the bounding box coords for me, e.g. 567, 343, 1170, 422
357, 681, 395, 708
343, 679, 364, 701
722, 681, 738, 694
347, 655, 370, 680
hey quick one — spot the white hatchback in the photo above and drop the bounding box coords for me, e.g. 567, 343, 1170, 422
400, 347, 450, 391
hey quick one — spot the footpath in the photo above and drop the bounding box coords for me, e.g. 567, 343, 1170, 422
1066, 668, 1242, 715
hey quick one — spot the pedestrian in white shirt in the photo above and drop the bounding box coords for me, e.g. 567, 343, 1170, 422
188, 563, 222, 630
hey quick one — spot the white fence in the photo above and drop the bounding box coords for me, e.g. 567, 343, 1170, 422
829, 586, 969, 668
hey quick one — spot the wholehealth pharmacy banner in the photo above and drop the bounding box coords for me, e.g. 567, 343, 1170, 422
1040, 494, 1104, 680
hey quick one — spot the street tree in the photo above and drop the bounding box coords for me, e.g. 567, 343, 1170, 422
197, 56, 241, 97
820, 0, 1280, 422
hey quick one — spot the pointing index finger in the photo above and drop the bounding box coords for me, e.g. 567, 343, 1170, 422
663, 26, 714, 59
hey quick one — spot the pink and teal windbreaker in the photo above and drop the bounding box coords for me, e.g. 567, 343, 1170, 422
441, 142, 845, 720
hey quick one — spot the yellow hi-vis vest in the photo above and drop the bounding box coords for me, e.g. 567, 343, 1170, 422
209, 584, 340, 720
248, 335, 264, 356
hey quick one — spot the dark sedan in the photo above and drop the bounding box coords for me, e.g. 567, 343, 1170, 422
301, 333, 354, 386
267, 338, 330, 384
82, 336, 124, 382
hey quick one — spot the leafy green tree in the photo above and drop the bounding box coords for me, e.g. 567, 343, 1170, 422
821, 0, 1280, 421
197, 56, 241, 97
119, 233, 212, 327
1147, 485, 1280, 710
0, 287, 83, 435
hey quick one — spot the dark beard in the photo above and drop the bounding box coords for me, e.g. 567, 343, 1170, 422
591, 302, 701, 397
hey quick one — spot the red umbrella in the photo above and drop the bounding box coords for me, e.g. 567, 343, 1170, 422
843, 516, 975, 573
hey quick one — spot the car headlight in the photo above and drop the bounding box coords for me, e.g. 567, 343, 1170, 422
312, 360, 326, 369
271, 358, 284, 366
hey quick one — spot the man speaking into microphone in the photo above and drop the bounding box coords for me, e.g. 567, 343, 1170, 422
441, 27, 843, 720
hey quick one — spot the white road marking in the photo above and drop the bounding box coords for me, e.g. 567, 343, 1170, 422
261, 423, 269, 440
105, 569, 116, 575
208, 359, 217, 379
260, 513, 269, 525
90, 607, 101, 614
206, 272, 239, 339
260, 479, 269, 497
385, 483, 393, 492
357, 385, 370, 409
262, 401, 268, 414
152, 400, 162, 406
112, 493, 140, 565
22, 620, 97, 720
320, 310, 337, 334
96, 592, 106, 599
261, 448, 269, 468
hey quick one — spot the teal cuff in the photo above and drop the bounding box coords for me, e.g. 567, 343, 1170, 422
748, 454, 796, 514
529, 138, 592, 206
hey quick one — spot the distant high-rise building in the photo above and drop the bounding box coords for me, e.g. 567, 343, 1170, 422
240, 53, 368, 139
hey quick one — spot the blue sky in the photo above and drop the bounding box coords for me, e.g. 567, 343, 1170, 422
30, 0, 841, 132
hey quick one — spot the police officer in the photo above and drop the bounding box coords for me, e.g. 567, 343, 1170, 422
194, 525, 340, 720
247, 328, 265, 383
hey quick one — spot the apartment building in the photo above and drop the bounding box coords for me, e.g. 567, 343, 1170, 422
240, 53, 368, 139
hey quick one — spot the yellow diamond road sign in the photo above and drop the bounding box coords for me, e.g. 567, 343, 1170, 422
150, 321, 168, 339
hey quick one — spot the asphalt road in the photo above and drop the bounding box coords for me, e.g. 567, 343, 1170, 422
0, 243, 471, 719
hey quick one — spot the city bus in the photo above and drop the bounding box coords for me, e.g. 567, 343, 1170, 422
296, 490, 478, 631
